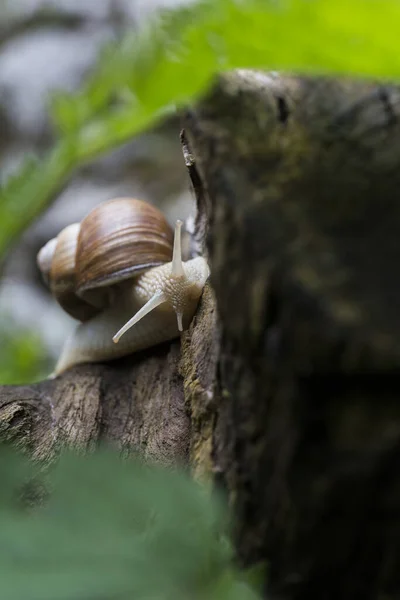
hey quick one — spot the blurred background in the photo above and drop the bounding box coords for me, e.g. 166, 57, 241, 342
0, 0, 195, 383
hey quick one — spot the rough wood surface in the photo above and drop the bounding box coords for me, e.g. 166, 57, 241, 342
2, 70, 400, 599
0, 342, 191, 465
0, 286, 218, 468
184, 71, 400, 599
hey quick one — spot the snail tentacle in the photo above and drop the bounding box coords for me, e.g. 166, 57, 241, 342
112, 291, 167, 343
113, 219, 193, 342
171, 219, 185, 277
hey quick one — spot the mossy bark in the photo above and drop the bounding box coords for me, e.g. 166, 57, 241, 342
2, 70, 400, 599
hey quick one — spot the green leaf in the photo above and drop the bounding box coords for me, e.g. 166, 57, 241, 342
53, 0, 400, 136
3, 0, 400, 258
0, 143, 75, 257
0, 446, 38, 510
0, 447, 257, 600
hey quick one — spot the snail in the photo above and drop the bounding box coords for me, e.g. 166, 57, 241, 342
37, 197, 210, 376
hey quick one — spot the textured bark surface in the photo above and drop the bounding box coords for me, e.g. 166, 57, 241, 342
0, 285, 218, 468
183, 71, 400, 600
2, 70, 400, 599
0, 342, 189, 465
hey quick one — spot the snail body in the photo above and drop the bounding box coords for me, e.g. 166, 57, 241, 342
37, 198, 209, 375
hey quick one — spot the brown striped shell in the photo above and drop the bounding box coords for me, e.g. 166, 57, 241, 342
36, 198, 174, 321
75, 197, 174, 292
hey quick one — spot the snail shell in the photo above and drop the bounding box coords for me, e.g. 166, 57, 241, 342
37, 198, 174, 321
38, 223, 98, 321
75, 197, 174, 293
37, 197, 209, 376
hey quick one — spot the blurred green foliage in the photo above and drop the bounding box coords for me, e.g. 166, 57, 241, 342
0, 445, 263, 600
0, 319, 50, 384
1, 0, 400, 258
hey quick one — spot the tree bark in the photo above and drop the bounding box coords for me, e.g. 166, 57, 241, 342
2, 70, 400, 599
